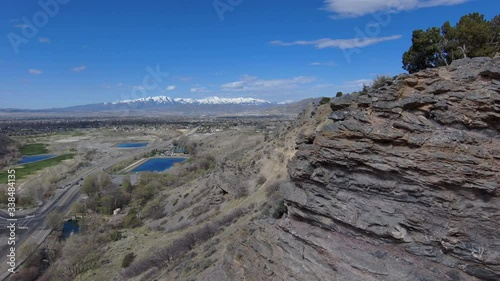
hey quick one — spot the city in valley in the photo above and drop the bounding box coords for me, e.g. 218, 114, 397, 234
0, 112, 299, 280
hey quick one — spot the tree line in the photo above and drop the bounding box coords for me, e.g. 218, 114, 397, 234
403, 13, 499, 73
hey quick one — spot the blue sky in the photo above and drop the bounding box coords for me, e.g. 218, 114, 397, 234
0, 0, 498, 109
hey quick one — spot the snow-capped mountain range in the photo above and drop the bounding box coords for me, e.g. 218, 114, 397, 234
112, 96, 273, 105
0, 96, 307, 116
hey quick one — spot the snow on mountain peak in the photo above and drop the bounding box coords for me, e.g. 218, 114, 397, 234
112, 96, 272, 105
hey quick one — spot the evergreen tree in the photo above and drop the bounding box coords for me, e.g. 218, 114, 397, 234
402, 13, 499, 73
402, 27, 444, 73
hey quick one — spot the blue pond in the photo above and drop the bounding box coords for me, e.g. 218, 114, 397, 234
62, 220, 79, 239
132, 158, 187, 172
117, 142, 148, 148
18, 154, 56, 164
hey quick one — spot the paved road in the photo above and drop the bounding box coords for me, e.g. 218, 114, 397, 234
0, 132, 190, 280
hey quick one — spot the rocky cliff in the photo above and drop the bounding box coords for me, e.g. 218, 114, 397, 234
208, 57, 500, 281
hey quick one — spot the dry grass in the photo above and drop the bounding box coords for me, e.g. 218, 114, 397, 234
68, 125, 298, 281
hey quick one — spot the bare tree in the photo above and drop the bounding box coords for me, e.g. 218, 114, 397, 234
458, 44, 468, 58
45, 211, 65, 230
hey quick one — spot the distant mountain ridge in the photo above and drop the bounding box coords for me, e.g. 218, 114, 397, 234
0, 96, 306, 116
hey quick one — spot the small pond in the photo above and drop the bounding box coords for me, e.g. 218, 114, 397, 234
18, 154, 56, 164
62, 219, 80, 239
117, 142, 148, 148
132, 157, 187, 173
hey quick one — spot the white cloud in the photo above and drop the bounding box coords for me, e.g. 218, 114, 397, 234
221, 75, 315, 92
271, 35, 401, 49
166, 85, 176, 91
28, 69, 43, 75
38, 37, 51, 43
116, 83, 124, 87
72, 65, 86, 72
310, 61, 336, 66
190, 87, 210, 93
323, 0, 469, 18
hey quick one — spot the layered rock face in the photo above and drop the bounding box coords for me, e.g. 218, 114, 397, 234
285, 57, 500, 280
206, 57, 499, 281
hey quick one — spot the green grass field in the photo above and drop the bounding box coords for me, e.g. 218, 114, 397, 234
19, 143, 48, 155
0, 154, 75, 182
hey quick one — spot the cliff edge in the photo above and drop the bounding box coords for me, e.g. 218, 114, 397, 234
211, 56, 500, 281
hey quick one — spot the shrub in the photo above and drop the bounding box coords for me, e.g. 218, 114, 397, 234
133, 184, 156, 204
124, 209, 142, 228
82, 175, 98, 195
199, 258, 214, 270
233, 183, 248, 198
98, 173, 112, 189
164, 222, 190, 234
122, 175, 132, 193
272, 199, 287, 219
109, 230, 123, 241
261, 204, 271, 217
360, 85, 370, 95
336, 91, 343, 97
150, 208, 167, 220
217, 208, 245, 226
122, 252, 136, 268
319, 97, 331, 105
372, 75, 392, 89
191, 203, 210, 218
266, 181, 281, 198
71, 202, 86, 214
143, 197, 167, 219
257, 175, 267, 185
122, 208, 246, 278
